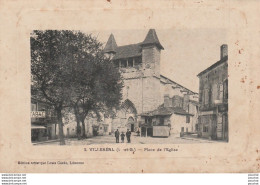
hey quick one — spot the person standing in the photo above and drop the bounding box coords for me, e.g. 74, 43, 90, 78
120, 132, 125, 143
126, 129, 131, 143
115, 129, 120, 143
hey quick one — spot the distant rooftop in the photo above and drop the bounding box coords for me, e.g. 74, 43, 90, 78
197, 55, 228, 77
104, 29, 164, 60
140, 29, 164, 50
140, 106, 193, 117
112, 43, 142, 60
103, 34, 117, 53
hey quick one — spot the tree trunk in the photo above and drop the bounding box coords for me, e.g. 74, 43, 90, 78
81, 118, 86, 139
56, 108, 65, 145
74, 106, 81, 140
54, 122, 57, 138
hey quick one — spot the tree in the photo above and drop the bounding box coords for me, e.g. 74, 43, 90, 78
31, 30, 123, 143
31, 30, 77, 145
68, 33, 123, 139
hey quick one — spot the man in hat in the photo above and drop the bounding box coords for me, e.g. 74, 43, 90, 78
126, 129, 131, 143
115, 129, 120, 143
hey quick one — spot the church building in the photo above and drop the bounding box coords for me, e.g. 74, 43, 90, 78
103, 29, 199, 136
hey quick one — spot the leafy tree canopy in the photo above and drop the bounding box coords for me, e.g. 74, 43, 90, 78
31, 30, 123, 143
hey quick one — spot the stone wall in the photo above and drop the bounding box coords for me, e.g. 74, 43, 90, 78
122, 78, 143, 114
199, 61, 228, 109
142, 76, 161, 112
142, 46, 161, 77
170, 114, 192, 135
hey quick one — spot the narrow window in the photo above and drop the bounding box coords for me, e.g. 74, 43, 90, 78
128, 58, 133, 67
219, 83, 223, 101
121, 59, 127, 68
186, 115, 190, 123
223, 80, 228, 101
159, 117, 164, 125
134, 57, 142, 66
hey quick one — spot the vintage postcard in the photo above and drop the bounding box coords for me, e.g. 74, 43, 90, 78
0, 0, 259, 173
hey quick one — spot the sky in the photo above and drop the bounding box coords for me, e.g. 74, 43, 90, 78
87, 29, 227, 93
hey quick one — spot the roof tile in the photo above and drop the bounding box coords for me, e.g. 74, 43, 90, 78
140, 106, 193, 116
103, 34, 117, 53
113, 43, 142, 60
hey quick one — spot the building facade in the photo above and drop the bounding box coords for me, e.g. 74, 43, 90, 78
31, 98, 57, 142
197, 44, 228, 141
104, 29, 199, 135
62, 111, 110, 138
140, 94, 198, 137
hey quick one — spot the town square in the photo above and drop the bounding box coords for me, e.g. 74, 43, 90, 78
31, 29, 228, 145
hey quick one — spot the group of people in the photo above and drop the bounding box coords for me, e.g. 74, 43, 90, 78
115, 129, 131, 143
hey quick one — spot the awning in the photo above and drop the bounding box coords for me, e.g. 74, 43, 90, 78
31, 124, 46, 129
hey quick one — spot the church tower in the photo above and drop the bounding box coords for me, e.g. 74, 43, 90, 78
103, 34, 117, 60
141, 29, 164, 78
140, 29, 164, 112
103, 29, 164, 131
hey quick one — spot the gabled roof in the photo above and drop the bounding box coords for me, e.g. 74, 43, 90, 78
113, 43, 142, 60
140, 106, 193, 117
141, 29, 164, 50
197, 56, 228, 77
103, 34, 117, 53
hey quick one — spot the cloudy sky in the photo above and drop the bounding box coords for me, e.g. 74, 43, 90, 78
88, 29, 227, 92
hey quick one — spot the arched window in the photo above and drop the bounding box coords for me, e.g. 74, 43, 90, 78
121, 99, 137, 115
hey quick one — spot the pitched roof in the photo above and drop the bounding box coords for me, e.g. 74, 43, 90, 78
113, 43, 142, 60
104, 29, 164, 59
197, 56, 228, 77
140, 106, 193, 117
103, 34, 117, 53
141, 29, 164, 50
160, 74, 198, 95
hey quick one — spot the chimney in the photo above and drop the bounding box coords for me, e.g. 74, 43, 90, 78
164, 94, 172, 107
220, 44, 228, 59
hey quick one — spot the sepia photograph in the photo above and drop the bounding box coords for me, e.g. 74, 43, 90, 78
1, 0, 260, 174
31, 29, 228, 145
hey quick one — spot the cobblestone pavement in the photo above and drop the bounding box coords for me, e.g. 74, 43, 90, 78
37, 134, 219, 145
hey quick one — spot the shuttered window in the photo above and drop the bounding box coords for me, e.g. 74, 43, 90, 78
219, 83, 223, 101
212, 83, 218, 103
204, 89, 209, 105
199, 90, 203, 103
223, 80, 228, 101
